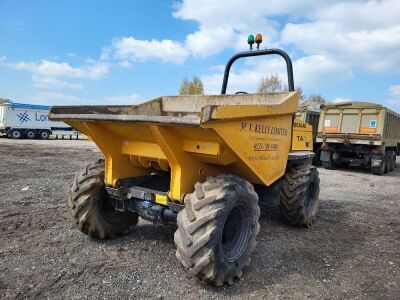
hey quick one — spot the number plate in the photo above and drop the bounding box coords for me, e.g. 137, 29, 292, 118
129, 188, 153, 201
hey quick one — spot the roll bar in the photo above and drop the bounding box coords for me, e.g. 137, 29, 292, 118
221, 48, 295, 94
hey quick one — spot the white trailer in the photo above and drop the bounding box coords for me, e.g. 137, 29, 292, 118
0, 102, 78, 139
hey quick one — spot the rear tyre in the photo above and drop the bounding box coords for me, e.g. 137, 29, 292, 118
25, 129, 36, 139
10, 129, 23, 139
384, 153, 389, 174
174, 174, 260, 286
322, 151, 335, 170
371, 157, 385, 176
389, 151, 395, 172
280, 163, 320, 228
322, 160, 335, 170
69, 159, 138, 239
39, 130, 50, 140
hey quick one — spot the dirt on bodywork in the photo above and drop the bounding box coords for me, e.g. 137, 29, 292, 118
0, 139, 399, 299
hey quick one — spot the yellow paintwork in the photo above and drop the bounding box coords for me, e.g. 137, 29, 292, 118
291, 118, 313, 151
62, 91, 310, 203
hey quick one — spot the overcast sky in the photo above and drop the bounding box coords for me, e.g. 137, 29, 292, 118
0, 0, 399, 110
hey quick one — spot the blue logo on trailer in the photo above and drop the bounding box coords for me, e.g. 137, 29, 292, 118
17, 112, 31, 125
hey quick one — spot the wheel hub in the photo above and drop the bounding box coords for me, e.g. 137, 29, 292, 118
221, 205, 251, 263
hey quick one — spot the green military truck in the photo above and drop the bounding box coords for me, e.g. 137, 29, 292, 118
296, 109, 322, 165
316, 102, 400, 175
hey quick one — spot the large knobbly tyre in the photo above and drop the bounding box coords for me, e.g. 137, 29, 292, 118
174, 174, 260, 286
280, 164, 320, 228
69, 159, 138, 239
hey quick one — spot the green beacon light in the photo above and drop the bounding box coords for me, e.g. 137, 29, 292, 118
247, 34, 255, 50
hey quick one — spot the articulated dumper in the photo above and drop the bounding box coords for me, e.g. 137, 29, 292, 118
50, 46, 320, 286
317, 102, 400, 175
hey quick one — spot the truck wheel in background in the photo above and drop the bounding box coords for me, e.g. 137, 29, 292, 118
39, 130, 50, 140
280, 163, 320, 228
10, 129, 23, 139
69, 159, 138, 239
384, 152, 389, 174
25, 129, 36, 139
175, 174, 260, 286
371, 155, 385, 176
322, 151, 336, 170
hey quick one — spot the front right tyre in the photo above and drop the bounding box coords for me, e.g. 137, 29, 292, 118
69, 159, 138, 239
174, 174, 260, 286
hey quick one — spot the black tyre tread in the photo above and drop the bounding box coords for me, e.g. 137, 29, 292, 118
174, 174, 260, 286
69, 159, 138, 239
280, 164, 320, 228
371, 166, 384, 176
322, 160, 335, 170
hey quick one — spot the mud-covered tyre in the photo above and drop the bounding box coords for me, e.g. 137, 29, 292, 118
69, 159, 138, 239
280, 164, 320, 228
174, 174, 260, 286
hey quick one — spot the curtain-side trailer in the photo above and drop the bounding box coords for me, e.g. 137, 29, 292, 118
316, 102, 400, 175
0, 102, 77, 139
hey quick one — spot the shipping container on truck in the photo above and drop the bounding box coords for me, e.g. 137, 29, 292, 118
0, 102, 78, 139
296, 109, 322, 165
316, 102, 400, 175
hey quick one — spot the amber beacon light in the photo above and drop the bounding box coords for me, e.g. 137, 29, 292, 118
255, 33, 262, 50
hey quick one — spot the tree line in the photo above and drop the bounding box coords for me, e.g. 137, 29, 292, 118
179, 74, 326, 111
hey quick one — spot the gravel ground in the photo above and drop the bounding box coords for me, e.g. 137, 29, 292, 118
0, 138, 399, 299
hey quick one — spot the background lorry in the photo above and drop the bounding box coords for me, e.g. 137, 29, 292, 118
0, 102, 77, 139
316, 102, 400, 175
50, 45, 320, 286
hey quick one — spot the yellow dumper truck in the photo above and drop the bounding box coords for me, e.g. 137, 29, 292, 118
317, 102, 400, 175
50, 46, 320, 286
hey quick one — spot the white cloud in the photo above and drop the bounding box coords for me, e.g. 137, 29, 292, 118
387, 84, 400, 107
118, 60, 133, 68
389, 85, 400, 97
185, 26, 236, 58
32, 75, 83, 90
281, 1, 400, 75
331, 97, 353, 104
10, 59, 109, 80
67, 52, 77, 57
173, 0, 400, 77
6, 58, 109, 90
111, 37, 189, 64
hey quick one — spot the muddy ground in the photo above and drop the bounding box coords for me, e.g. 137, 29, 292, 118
0, 138, 399, 299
